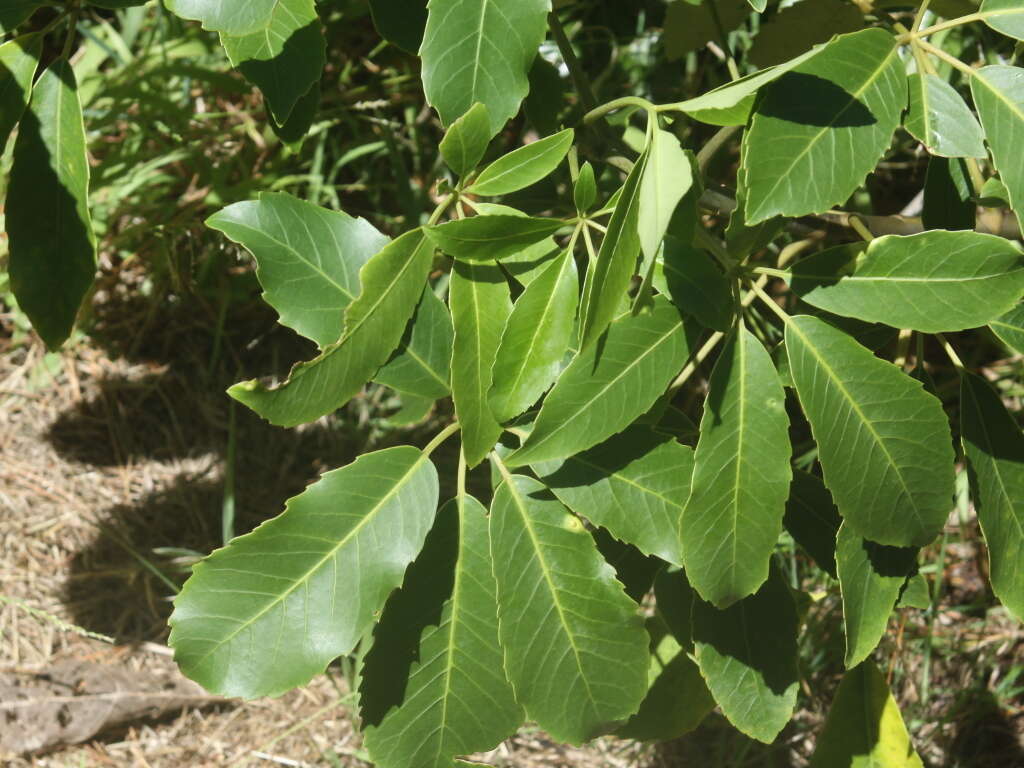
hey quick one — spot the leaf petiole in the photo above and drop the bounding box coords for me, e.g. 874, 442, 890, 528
748, 279, 792, 325
422, 421, 462, 458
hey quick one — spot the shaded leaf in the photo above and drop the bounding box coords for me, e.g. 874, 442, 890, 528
638, 129, 693, 265
439, 102, 492, 178
784, 470, 842, 578
533, 426, 693, 565
375, 288, 453, 400
450, 261, 512, 466
0, 33, 40, 155
990, 303, 1024, 354
510, 297, 694, 465
654, 237, 733, 333
749, 0, 863, 68
7, 59, 96, 350
489, 474, 649, 744
663, 0, 749, 61
425, 215, 564, 262
168, 446, 439, 698
785, 315, 955, 547
228, 230, 433, 427
836, 523, 917, 667
922, 156, 976, 231
489, 247, 578, 423
207, 192, 389, 349
960, 372, 1024, 622
743, 28, 905, 224
369, 0, 427, 53
692, 565, 799, 743
790, 231, 1024, 333
420, 0, 551, 134
574, 161, 596, 213
361, 497, 523, 768
682, 328, 792, 608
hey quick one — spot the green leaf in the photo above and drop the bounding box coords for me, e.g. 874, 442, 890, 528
489, 474, 649, 744
663, 0, 749, 61
672, 45, 820, 126
220, 0, 325, 124
368, 0, 427, 53
972, 66, 1024, 230
229, 230, 434, 427
682, 328, 792, 608
489, 247, 578, 423
836, 523, 917, 667
207, 192, 389, 349
990, 303, 1024, 354
168, 445, 440, 699
165, 0, 278, 35
7, 59, 96, 351
898, 573, 931, 609
420, 0, 551, 134
979, 0, 1024, 40
638, 129, 693, 265
579, 152, 647, 348
960, 372, 1024, 622
593, 531, 663, 602
450, 261, 512, 466
574, 161, 597, 213
617, 620, 715, 741
790, 231, 1024, 333
375, 288, 453, 400
269, 81, 319, 145
922, 156, 976, 231
784, 470, 842, 578
524, 55, 565, 135
0, 33, 40, 155
785, 315, 955, 547
425, 215, 564, 262
743, 28, 905, 224
654, 237, 733, 332
0, 1, 44, 32
510, 297, 694, 466
439, 102, 493, 177
467, 128, 574, 196
978, 175, 1012, 207
810, 662, 924, 768
532, 426, 694, 566
905, 73, 986, 159
691, 565, 799, 743
654, 566, 696, 647
749, 0, 863, 69
361, 496, 523, 768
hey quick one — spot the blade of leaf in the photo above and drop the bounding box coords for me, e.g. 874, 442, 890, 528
691, 564, 799, 744
489, 473, 649, 744
990, 303, 1024, 354
439, 102, 493, 177
789, 231, 1024, 333
168, 445, 440, 699
361, 496, 523, 768
228, 229, 434, 426
904, 72, 987, 159
165, 0, 278, 35
638, 129, 693, 265
489, 247, 579, 423
784, 470, 842, 578
742, 28, 906, 224
425, 215, 564, 262
420, 0, 551, 134
960, 372, 1024, 622
375, 287, 454, 400
682, 327, 792, 608
532, 426, 694, 566
809, 661, 925, 767
836, 522, 917, 668
450, 261, 512, 466
510, 296, 694, 466
971, 65, 1024, 230
785, 315, 955, 547
0, 33, 41, 155
467, 128, 574, 196
207, 192, 389, 349
979, 0, 1024, 40
7, 58, 96, 350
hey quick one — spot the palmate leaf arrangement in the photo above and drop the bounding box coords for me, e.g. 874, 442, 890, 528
5, 0, 1024, 764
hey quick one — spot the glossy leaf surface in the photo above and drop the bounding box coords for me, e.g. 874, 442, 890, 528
361, 497, 522, 768
972, 65, 1024, 229
786, 315, 955, 547
743, 28, 905, 224
511, 297, 692, 465
165, 0, 277, 35
450, 261, 512, 466
532, 426, 693, 565
7, 59, 96, 350
208, 193, 389, 349
683, 328, 792, 608
790, 232, 1024, 333
420, 0, 550, 134
905, 73, 986, 159
169, 446, 439, 698
980, 0, 1024, 40
489, 474, 649, 744
489, 247, 578, 423
638, 129, 693, 264
468, 128, 573, 196
229, 230, 433, 426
